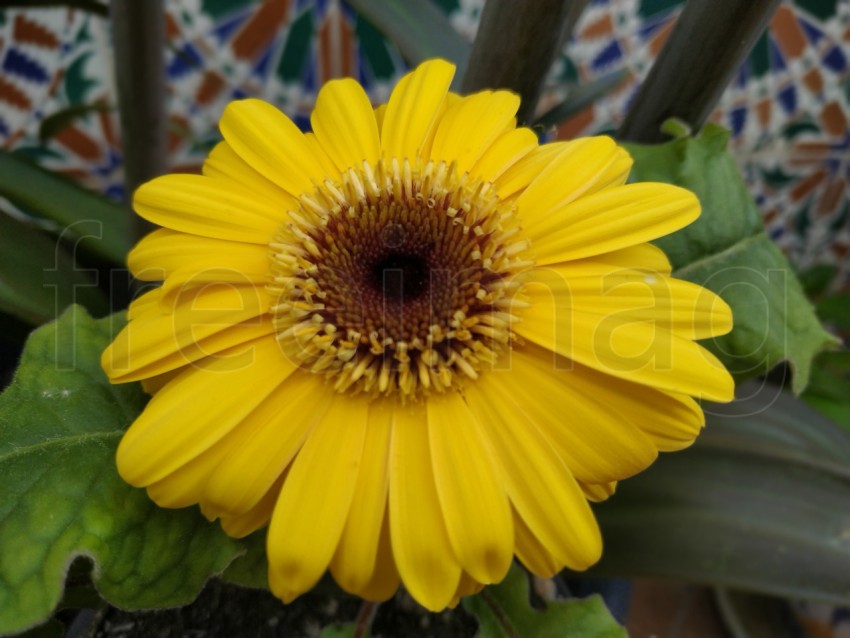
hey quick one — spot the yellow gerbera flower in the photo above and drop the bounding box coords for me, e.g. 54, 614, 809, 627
102, 59, 734, 611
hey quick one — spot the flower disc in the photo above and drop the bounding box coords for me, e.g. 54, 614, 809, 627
270, 158, 529, 398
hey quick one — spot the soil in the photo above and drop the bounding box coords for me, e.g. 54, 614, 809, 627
88, 578, 479, 638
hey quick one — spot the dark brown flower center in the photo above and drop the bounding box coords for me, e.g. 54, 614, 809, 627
370, 252, 428, 303
268, 158, 531, 398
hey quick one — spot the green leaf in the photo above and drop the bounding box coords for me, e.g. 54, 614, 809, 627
624, 125, 837, 392
0, 210, 108, 325
464, 565, 626, 638
319, 624, 358, 638
39, 102, 113, 144
714, 589, 801, 638
14, 619, 65, 638
345, 0, 470, 78
219, 529, 269, 590
0, 307, 249, 635
0, 150, 131, 265
816, 291, 850, 333
797, 263, 838, 297
590, 383, 850, 605
802, 351, 850, 429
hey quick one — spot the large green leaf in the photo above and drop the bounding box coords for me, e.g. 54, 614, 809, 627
464, 565, 626, 638
0, 210, 108, 325
590, 383, 850, 605
0, 307, 248, 635
0, 150, 130, 265
625, 125, 837, 393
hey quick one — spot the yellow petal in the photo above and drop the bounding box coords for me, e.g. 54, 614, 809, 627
139, 367, 181, 394
126, 317, 275, 385
389, 400, 461, 611
516, 279, 735, 402
463, 380, 602, 571
134, 174, 282, 244
220, 98, 330, 197
579, 481, 617, 502
158, 267, 270, 306
102, 284, 271, 383
469, 127, 539, 183
219, 471, 286, 538
330, 399, 393, 595
312, 77, 381, 171
516, 344, 705, 452
428, 392, 513, 584
128, 228, 269, 283
127, 286, 163, 320
352, 513, 400, 602
448, 572, 485, 608
579, 243, 672, 276
202, 140, 295, 208
511, 508, 561, 578
202, 371, 328, 516
304, 131, 346, 179
525, 262, 734, 340
516, 136, 632, 219
381, 59, 454, 162
495, 141, 568, 199
429, 90, 520, 174
145, 417, 249, 508
116, 336, 295, 485
480, 347, 659, 484
373, 103, 387, 133
267, 394, 369, 603
527, 182, 700, 264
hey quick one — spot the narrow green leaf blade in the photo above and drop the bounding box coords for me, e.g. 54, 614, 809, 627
464, 565, 626, 638
590, 385, 850, 605
0, 1, 108, 15
0, 211, 108, 325
39, 103, 112, 144
0, 150, 130, 265
534, 70, 628, 130
346, 0, 470, 75
0, 307, 247, 634
625, 125, 837, 392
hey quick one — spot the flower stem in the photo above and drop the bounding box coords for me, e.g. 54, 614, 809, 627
110, 0, 168, 243
618, 0, 781, 143
353, 600, 378, 638
461, 0, 589, 125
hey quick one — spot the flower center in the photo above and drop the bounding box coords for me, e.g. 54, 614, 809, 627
370, 252, 428, 303
268, 158, 532, 398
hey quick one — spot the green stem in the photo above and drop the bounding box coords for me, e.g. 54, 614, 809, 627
480, 588, 522, 638
461, 0, 589, 125
110, 0, 168, 243
618, 0, 781, 143
353, 600, 377, 638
